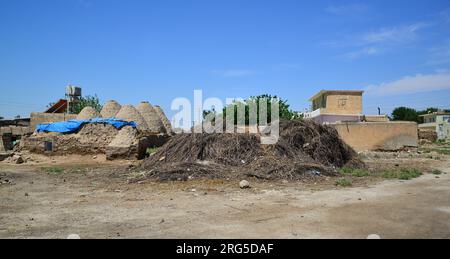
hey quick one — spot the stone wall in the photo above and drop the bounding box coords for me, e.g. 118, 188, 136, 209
0, 118, 30, 127
418, 130, 438, 142
332, 122, 418, 151
30, 112, 77, 129
0, 126, 33, 135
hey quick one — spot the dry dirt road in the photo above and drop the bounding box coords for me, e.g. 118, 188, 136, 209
0, 156, 449, 239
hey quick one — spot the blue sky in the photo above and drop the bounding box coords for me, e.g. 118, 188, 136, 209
1, 0, 450, 119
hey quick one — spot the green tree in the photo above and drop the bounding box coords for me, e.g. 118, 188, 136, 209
204, 94, 300, 125
70, 95, 103, 114
391, 107, 419, 122
418, 107, 439, 115
46, 102, 56, 109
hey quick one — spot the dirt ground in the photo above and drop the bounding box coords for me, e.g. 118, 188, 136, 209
0, 150, 449, 239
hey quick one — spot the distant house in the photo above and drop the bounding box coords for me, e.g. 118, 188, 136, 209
304, 90, 389, 124
419, 112, 450, 140
302, 89, 418, 151
305, 90, 365, 124
29, 99, 77, 129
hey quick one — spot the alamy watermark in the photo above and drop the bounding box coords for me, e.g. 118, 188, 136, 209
170, 90, 280, 145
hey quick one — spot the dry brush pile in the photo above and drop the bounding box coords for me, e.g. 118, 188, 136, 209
139, 120, 364, 181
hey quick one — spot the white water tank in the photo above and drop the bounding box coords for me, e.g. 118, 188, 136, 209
66, 85, 82, 97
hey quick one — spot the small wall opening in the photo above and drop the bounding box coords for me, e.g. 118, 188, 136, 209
1, 134, 14, 151
44, 141, 53, 152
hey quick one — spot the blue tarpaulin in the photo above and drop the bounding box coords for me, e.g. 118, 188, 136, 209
36, 118, 137, 134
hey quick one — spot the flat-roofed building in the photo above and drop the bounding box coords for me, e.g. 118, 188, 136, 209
419, 112, 450, 140
305, 90, 364, 124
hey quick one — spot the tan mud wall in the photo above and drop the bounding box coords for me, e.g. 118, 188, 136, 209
30, 113, 77, 129
364, 115, 390, 122
332, 122, 418, 151
325, 94, 362, 115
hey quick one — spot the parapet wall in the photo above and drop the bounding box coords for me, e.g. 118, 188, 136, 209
332, 122, 418, 151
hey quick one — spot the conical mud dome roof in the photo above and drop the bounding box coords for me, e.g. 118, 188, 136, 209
101, 100, 121, 118
76, 106, 100, 120
154, 105, 173, 134
115, 105, 149, 131
136, 101, 165, 133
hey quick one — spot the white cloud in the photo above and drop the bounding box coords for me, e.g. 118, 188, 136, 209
340, 47, 379, 60
361, 23, 430, 45
325, 22, 431, 60
212, 69, 256, 78
324, 23, 430, 49
325, 4, 369, 15
366, 72, 450, 96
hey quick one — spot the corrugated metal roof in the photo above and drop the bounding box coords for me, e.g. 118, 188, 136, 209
45, 99, 68, 113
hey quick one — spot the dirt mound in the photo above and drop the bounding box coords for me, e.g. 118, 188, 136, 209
22, 123, 120, 155
106, 126, 140, 160
154, 106, 173, 134
140, 120, 363, 181
101, 100, 121, 118
136, 102, 165, 133
115, 105, 149, 131
76, 106, 100, 120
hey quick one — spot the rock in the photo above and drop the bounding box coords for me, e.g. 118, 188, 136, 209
13, 155, 24, 164
67, 234, 81, 239
239, 180, 250, 189
308, 170, 321, 176
367, 234, 381, 239
0, 153, 12, 162
106, 126, 139, 160
92, 156, 97, 160
282, 180, 289, 184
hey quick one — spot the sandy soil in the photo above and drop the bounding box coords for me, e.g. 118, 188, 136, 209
0, 152, 449, 239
